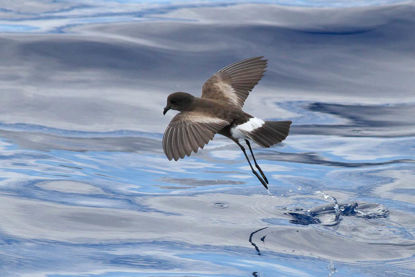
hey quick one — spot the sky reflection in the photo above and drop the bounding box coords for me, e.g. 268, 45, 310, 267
0, 0, 414, 276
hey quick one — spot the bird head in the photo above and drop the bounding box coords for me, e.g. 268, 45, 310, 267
163, 92, 194, 115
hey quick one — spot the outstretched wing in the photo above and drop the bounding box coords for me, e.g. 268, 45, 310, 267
201, 56, 267, 107
163, 111, 229, 161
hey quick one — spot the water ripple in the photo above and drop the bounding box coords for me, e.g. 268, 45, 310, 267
1, 1, 415, 276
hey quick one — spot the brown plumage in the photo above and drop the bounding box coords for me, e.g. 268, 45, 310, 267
202, 56, 267, 107
162, 57, 292, 189
163, 111, 229, 160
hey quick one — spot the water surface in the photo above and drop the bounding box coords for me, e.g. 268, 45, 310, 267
0, 1, 415, 276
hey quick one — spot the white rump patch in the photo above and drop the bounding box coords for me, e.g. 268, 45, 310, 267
231, 117, 265, 139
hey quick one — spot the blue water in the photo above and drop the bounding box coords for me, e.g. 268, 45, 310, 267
1, 1, 415, 276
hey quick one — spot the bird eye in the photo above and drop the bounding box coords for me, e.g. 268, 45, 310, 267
170, 100, 177, 104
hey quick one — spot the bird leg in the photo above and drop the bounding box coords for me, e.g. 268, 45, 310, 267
236, 141, 268, 189
245, 139, 269, 184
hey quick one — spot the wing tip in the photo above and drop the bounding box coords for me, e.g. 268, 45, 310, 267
246, 56, 267, 62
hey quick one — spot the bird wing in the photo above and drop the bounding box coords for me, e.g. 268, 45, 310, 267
201, 56, 267, 108
163, 111, 230, 161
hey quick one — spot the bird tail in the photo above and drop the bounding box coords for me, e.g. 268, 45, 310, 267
248, 120, 291, 148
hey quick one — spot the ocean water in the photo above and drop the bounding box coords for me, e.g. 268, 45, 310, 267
1, 1, 415, 276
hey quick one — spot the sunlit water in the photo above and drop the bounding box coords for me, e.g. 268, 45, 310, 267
1, 1, 415, 276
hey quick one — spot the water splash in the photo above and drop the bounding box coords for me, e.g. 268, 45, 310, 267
286, 192, 389, 226
314, 191, 341, 226
328, 260, 337, 277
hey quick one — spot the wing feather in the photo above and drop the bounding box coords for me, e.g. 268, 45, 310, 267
163, 112, 229, 161
201, 56, 267, 107
163, 127, 173, 160
189, 124, 204, 149
186, 125, 199, 152
175, 126, 185, 159
170, 127, 180, 160
182, 125, 193, 157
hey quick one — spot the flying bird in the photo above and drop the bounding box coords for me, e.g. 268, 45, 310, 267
162, 57, 291, 189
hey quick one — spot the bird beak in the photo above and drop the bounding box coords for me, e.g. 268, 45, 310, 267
163, 106, 170, 115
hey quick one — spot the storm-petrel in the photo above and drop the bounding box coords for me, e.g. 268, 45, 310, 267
162, 57, 291, 189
